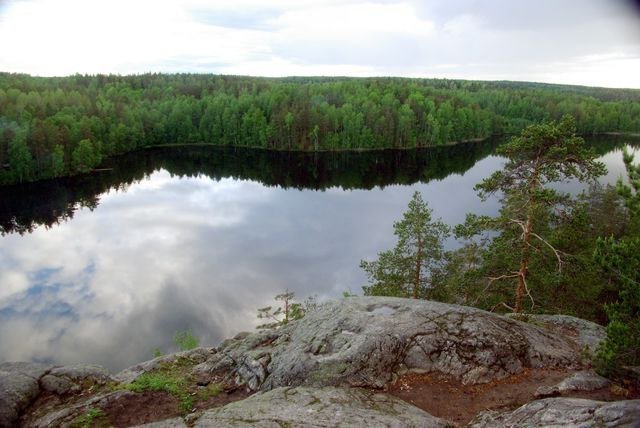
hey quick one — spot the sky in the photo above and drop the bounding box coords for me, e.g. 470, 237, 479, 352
0, 0, 639, 87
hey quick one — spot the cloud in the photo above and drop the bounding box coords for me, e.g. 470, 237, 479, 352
0, 0, 638, 86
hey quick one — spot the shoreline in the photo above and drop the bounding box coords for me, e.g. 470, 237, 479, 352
1, 131, 638, 188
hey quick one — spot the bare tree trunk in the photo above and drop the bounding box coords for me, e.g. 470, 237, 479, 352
284, 297, 289, 323
413, 237, 422, 299
515, 213, 532, 313
515, 155, 541, 314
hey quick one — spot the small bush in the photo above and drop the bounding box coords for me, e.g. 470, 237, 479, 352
173, 330, 199, 351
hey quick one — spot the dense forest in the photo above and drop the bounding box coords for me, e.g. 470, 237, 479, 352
1, 73, 640, 185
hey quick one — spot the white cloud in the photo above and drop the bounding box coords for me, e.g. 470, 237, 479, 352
0, 0, 638, 87
0, 270, 29, 300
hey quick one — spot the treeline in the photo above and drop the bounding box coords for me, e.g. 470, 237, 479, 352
0, 141, 498, 235
1, 73, 640, 185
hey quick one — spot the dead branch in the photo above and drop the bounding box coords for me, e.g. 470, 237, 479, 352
519, 270, 536, 309
529, 231, 565, 272
475, 272, 519, 305
489, 301, 516, 312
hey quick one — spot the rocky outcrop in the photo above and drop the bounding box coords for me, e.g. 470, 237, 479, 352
506, 313, 606, 352
196, 297, 583, 391
29, 391, 134, 428
0, 362, 52, 427
535, 370, 612, 398
0, 361, 116, 427
470, 397, 640, 427
194, 386, 452, 427
134, 418, 188, 427
114, 347, 216, 383
4, 297, 638, 427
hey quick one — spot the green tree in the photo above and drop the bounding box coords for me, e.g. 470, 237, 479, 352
457, 115, 606, 313
173, 330, 199, 351
617, 149, 640, 219
50, 145, 65, 177
7, 130, 34, 182
256, 291, 315, 329
72, 139, 101, 173
362, 191, 449, 299
595, 149, 640, 377
310, 124, 319, 151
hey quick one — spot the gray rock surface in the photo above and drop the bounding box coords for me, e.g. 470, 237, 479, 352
194, 386, 451, 427
469, 397, 640, 427
202, 297, 583, 391
49, 364, 110, 382
557, 370, 611, 392
40, 374, 79, 395
133, 417, 188, 427
507, 313, 606, 351
0, 362, 52, 427
39, 364, 111, 395
534, 370, 612, 398
28, 390, 134, 428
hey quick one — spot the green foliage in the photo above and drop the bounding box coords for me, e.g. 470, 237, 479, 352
440, 184, 630, 321
617, 149, 640, 220
1, 73, 639, 185
197, 382, 223, 401
362, 191, 449, 299
173, 330, 199, 351
456, 115, 606, 313
70, 408, 106, 428
128, 371, 194, 412
72, 139, 101, 173
7, 129, 34, 183
152, 347, 163, 358
594, 236, 640, 377
50, 145, 65, 177
256, 291, 316, 329
595, 150, 640, 378
125, 357, 223, 413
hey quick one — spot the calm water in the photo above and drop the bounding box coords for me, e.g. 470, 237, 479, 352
0, 138, 636, 371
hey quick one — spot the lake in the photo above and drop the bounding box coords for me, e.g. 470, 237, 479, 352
0, 137, 636, 372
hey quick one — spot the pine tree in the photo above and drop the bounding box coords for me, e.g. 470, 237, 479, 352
595, 149, 640, 377
456, 115, 606, 313
362, 191, 449, 299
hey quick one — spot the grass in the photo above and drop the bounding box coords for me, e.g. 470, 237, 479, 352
128, 372, 194, 412
70, 408, 106, 428
125, 358, 223, 413
197, 382, 223, 401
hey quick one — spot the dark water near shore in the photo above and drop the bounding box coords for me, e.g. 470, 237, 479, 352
0, 137, 636, 371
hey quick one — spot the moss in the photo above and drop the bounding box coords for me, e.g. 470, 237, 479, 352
125, 357, 222, 414
306, 363, 352, 384
197, 382, 223, 401
127, 372, 193, 412
70, 408, 109, 428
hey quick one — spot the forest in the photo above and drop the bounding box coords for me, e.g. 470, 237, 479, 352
1, 73, 640, 185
